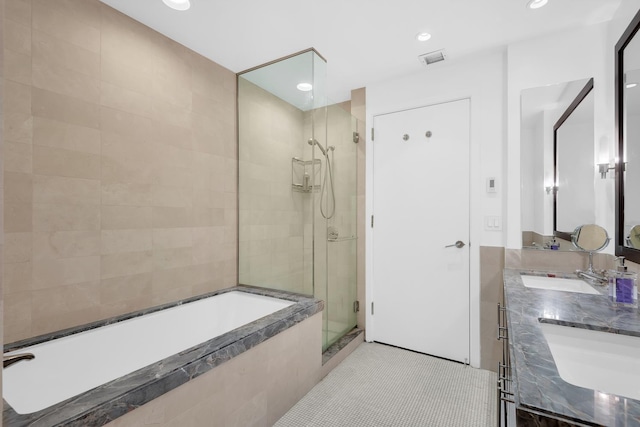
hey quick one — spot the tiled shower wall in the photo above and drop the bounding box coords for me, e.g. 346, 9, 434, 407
2, 0, 237, 343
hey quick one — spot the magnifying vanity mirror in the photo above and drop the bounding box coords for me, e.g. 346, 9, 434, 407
616, 9, 640, 263
572, 224, 610, 253
521, 77, 595, 251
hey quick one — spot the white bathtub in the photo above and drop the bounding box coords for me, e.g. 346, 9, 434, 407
3, 291, 294, 415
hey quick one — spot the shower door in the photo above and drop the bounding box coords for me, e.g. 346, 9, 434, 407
311, 105, 358, 350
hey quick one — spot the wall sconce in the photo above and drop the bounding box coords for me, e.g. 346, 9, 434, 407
598, 163, 616, 179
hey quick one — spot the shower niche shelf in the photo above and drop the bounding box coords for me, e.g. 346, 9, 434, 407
292, 157, 321, 193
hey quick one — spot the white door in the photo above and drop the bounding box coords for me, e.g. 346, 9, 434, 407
372, 99, 470, 363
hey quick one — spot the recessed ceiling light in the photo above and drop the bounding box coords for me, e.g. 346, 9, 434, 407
416, 32, 432, 42
527, 0, 548, 9
297, 83, 313, 92
627, 83, 638, 88
163, 0, 191, 11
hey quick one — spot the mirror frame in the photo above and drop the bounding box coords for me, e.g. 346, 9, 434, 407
553, 78, 595, 242
616, 9, 640, 264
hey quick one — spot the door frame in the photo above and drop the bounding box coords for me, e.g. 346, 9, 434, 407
366, 95, 481, 368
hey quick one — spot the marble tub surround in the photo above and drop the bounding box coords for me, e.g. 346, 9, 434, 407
321, 328, 363, 366
503, 269, 640, 426
3, 286, 324, 427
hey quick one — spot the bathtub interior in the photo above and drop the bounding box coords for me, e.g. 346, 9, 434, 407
3, 291, 294, 415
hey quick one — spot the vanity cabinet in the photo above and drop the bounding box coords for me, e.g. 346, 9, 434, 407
497, 303, 515, 427
503, 269, 640, 427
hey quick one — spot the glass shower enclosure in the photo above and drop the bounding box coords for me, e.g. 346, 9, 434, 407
237, 49, 357, 350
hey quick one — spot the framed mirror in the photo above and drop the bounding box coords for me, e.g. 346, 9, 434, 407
616, 9, 640, 263
554, 78, 595, 242
520, 78, 594, 250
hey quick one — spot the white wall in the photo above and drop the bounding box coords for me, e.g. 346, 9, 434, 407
506, 0, 640, 251
364, 1, 640, 367
365, 49, 506, 368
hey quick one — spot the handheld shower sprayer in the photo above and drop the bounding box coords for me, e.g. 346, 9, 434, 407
307, 138, 336, 219
307, 138, 327, 156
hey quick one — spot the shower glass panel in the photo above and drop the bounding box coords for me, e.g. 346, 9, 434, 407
237, 49, 357, 350
313, 104, 358, 349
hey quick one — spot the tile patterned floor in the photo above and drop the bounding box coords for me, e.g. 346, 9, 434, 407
275, 342, 497, 427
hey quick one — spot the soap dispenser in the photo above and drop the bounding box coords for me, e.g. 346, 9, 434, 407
608, 257, 638, 307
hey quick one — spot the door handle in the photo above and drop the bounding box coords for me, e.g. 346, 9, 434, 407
445, 240, 466, 249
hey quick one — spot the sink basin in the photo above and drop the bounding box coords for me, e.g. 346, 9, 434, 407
540, 322, 640, 400
520, 275, 599, 294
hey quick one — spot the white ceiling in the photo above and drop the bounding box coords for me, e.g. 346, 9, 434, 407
99, 0, 622, 104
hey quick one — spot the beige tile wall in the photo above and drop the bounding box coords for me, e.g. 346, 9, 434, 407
107, 312, 322, 427
1, 0, 6, 421
505, 248, 612, 272
3, 0, 238, 343
479, 246, 504, 372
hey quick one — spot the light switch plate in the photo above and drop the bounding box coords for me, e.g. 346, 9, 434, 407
485, 216, 502, 231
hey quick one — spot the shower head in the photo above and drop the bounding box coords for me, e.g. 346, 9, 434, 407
307, 138, 327, 156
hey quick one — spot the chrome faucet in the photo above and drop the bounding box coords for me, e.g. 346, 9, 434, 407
3, 353, 35, 368
576, 269, 608, 285
576, 252, 607, 284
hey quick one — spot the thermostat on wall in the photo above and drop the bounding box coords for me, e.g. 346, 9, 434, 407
486, 177, 497, 193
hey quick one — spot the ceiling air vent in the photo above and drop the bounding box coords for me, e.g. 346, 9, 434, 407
418, 49, 446, 66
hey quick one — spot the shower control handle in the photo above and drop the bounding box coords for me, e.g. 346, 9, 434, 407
445, 240, 466, 249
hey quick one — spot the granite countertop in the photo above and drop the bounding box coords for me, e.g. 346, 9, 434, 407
3, 285, 324, 427
503, 269, 640, 426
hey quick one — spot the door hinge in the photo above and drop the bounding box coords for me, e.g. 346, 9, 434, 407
371, 127, 375, 141
353, 301, 360, 313
371, 301, 374, 315
371, 215, 374, 228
